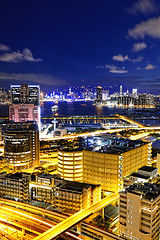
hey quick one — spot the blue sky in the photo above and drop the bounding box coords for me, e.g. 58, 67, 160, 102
0, 0, 160, 93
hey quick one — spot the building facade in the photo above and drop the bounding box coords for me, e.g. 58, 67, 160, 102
58, 150, 83, 182
4, 124, 40, 169
58, 138, 151, 192
29, 173, 101, 213
119, 182, 160, 240
0, 172, 31, 202
9, 84, 40, 128
96, 86, 103, 103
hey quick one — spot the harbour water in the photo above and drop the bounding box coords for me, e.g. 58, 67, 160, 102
1, 101, 160, 126
41, 101, 141, 117
1, 101, 160, 148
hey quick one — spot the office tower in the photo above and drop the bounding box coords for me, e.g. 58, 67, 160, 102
96, 86, 103, 103
119, 182, 160, 240
9, 84, 40, 128
0, 88, 8, 104
102, 90, 109, 101
132, 89, 137, 98
120, 85, 123, 96
0, 121, 35, 140
4, 124, 39, 170
58, 137, 151, 192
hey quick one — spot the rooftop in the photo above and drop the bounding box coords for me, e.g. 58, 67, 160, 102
37, 172, 60, 179
124, 182, 160, 201
138, 166, 157, 172
130, 172, 149, 180
57, 180, 99, 193
59, 135, 148, 154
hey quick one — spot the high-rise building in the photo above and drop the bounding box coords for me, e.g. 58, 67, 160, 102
120, 85, 123, 96
9, 84, 40, 128
132, 89, 138, 98
11, 84, 39, 105
4, 124, 39, 170
119, 182, 160, 240
96, 86, 103, 103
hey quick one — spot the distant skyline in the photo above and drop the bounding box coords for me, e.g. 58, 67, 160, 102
1, 0, 160, 93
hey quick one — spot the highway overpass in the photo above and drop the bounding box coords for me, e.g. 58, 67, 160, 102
33, 192, 119, 240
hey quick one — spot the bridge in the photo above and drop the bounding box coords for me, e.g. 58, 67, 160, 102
42, 115, 119, 124
41, 114, 145, 129
42, 114, 141, 126
0, 193, 119, 240
116, 114, 145, 128
33, 192, 119, 240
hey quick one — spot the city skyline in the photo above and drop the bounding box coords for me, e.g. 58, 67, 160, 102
0, 0, 160, 93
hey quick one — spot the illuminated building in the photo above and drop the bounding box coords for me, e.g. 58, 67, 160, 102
11, 84, 39, 105
58, 137, 151, 192
96, 86, 103, 103
0, 172, 31, 202
30, 173, 101, 213
9, 84, 40, 128
157, 154, 160, 175
119, 182, 160, 240
58, 150, 83, 181
0, 121, 36, 140
120, 85, 123, 96
55, 181, 101, 213
40, 149, 58, 165
123, 166, 157, 188
4, 124, 39, 170
132, 88, 137, 98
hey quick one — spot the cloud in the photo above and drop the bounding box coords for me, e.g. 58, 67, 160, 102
0, 48, 42, 62
112, 55, 129, 62
132, 42, 147, 52
112, 54, 143, 62
0, 72, 68, 86
128, 16, 160, 39
127, 0, 158, 15
0, 43, 10, 51
105, 64, 128, 73
145, 63, 157, 69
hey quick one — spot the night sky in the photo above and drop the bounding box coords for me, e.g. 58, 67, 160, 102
0, 0, 160, 93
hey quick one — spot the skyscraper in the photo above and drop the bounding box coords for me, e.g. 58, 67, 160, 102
120, 85, 123, 96
96, 86, 103, 103
9, 84, 40, 128
132, 89, 138, 98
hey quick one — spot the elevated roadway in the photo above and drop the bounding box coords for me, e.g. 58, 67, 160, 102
40, 125, 160, 141
0, 198, 86, 240
115, 114, 145, 128
33, 192, 119, 240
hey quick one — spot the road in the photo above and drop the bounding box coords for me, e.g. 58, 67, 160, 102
129, 132, 151, 140
40, 128, 126, 140
33, 192, 119, 240
0, 198, 88, 240
40, 125, 160, 141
